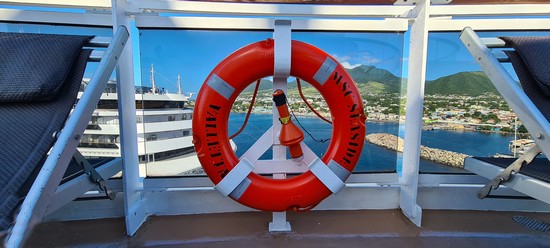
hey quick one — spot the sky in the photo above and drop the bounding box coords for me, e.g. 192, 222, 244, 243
3, 12, 549, 97
138, 29, 407, 95
137, 28, 530, 96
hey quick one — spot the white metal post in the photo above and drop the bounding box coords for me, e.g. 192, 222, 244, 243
400, 0, 430, 227
269, 19, 292, 232
112, 0, 147, 236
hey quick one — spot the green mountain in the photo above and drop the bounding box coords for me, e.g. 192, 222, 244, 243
242, 65, 404, 94
241, 65, 496, 96
425, 71, 498, 96
348, 65, 403, 94
242, 79, 279, 92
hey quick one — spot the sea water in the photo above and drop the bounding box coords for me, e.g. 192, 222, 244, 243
228, 113, 515, 174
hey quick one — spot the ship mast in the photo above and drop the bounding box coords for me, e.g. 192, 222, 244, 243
150, 64, 158, 94
177, 73, 183, 95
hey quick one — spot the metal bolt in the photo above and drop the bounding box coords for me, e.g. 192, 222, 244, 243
74, 134, 81, 140
52, 131, 59, 139
536, 133, 544, 139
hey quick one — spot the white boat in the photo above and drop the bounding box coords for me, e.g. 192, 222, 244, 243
509, 139, 536, 156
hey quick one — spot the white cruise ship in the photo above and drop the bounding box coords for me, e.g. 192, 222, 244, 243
76, 74, 200, 176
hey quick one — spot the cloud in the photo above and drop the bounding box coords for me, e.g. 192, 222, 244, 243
332, 54, 360, 69
359, 53, 382, 64
331, 54, 351, 63
332, 53, 382, 69
341, 62, 362, 69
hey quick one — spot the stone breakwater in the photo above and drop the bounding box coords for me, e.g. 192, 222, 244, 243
365, 133, 468, 168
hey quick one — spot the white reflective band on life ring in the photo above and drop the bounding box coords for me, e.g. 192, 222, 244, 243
327, 160, 351, 182
308, 158, 346, 194
206, 73, 235, 100
229, 177, 252, 200
214, 158, 254, 197
313, 57, 337, 85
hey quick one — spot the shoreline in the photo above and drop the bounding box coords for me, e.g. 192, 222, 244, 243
231, 111, 400, 123
365, 133, 468, 168
230, 112, 524, 136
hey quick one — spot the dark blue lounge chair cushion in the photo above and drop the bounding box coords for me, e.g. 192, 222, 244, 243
505, 50, 550, 123
0, 33, 93, 102
0, 48, 91, 230
501, 36, 550, 98
0, 32, 92, 230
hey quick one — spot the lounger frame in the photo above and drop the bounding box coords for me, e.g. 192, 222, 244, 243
5, 26, 129, 248
460, 27, 550, 205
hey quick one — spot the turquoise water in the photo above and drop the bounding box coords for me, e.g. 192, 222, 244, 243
228, 113, 515, 174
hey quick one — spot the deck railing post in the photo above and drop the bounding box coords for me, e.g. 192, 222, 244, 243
269, 19, 292, 232
112, 0, 148, 236
400, 0, 430, 227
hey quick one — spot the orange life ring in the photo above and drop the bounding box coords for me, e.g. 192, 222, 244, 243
192, 39, 366, 212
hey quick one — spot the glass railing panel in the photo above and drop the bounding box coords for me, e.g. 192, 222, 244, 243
420, 30, 550, 174
139, 29, 272, 177
139, 29, 405, 177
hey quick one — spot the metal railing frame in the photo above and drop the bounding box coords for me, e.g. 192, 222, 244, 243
1, 1, 550, 244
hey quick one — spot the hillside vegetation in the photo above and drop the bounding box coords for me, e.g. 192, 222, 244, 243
241, 65, 496, 96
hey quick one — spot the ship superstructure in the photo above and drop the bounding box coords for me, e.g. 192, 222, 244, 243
77, 77, 196, 175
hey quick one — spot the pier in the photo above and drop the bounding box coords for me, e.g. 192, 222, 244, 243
365, 133, 468, 168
